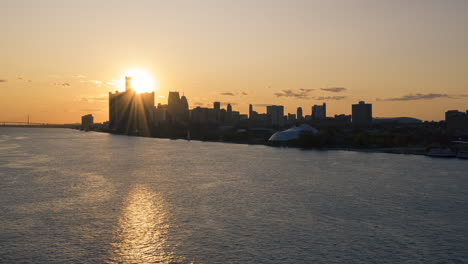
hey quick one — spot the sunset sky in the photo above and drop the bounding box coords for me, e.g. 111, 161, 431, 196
1, 0, 468, 123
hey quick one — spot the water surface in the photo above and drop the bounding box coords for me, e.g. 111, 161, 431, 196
0, 128, 467, 263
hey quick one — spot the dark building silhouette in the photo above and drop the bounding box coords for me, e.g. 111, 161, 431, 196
249, 104, 253, 119
109, 77, 154, 136
445, 110, 468, 130
352, 101, 372, 127
226, 104, 233, 123
267, 105, 284, 126
154, 103, 168, 125
297, 107, 303, 120
81, 114, 93, 130
288, 113, 296, 121
334, 114, 352, 124
167, 91, 189, 124
213, 102, 220, 111
312, 103, 326, 119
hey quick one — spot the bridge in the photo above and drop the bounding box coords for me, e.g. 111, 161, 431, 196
0, 121, 47, 126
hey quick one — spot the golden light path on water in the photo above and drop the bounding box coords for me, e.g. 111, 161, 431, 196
107, 185, 191, 264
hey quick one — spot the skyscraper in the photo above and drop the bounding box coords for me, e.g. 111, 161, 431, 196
167, 91, 189, 123
312, 103, 326, 119
445, 110, 468, 129
213, 102, 220, 111
249, 104, 253, 119
267, 105, 285, 126
352, 101, 372, 126
297, 107, 303, 120
109, 77, 155, 136
226, 104, 233, 123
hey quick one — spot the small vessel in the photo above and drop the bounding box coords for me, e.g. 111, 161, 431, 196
426, 148, 456, 158
456, 151, 468, 159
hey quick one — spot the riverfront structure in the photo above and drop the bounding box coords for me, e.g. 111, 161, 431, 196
352, 101, 373, 127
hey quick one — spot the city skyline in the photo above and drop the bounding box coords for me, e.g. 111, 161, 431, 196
2, 0, 468, 123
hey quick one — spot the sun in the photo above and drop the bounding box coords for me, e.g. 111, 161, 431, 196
122, 69, 157, 93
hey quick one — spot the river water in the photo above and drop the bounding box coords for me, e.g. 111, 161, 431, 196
0, 127, 467, 263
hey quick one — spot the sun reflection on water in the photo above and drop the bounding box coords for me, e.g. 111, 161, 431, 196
107, 185, 190, 264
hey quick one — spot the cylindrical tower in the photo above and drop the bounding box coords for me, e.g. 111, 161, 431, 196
125, 76, 133, 91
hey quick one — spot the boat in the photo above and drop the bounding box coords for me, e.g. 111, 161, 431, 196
426, 148, 456, 158
457, 151, 468, 159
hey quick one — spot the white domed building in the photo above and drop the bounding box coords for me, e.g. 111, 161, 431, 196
268, 124, 319, 142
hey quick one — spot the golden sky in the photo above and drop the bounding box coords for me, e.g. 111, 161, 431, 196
1, 0, 468, 123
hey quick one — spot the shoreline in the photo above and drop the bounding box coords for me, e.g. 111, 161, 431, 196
2, 126, 461, 158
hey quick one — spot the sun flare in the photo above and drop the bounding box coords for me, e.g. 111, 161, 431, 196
122, 69, 157, 93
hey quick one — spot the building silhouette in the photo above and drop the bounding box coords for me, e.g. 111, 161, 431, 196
81, 114, 93, 130
167, 91, 189, 124
445, 110, 468, 130
312, 103, 326, 119
352, 101, 372, 127
267, 105, 285, 126
297, 107, 303, 120
109, 77, 154, 136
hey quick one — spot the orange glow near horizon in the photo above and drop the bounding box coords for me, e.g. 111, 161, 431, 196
121, 69, 157, 94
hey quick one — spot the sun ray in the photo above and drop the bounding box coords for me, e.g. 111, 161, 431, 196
121, 69, 157, 94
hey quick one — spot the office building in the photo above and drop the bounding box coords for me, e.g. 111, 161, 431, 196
312, 103, 326, 119
352, 101, 372, 126
167, 91, 189, 123
109, 77, 155, 136
445, 110, 468, 130
267, 105, 285, 126
297, 107, 303, 120
81, 114, 93, 130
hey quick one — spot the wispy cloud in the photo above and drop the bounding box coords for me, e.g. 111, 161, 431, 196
220, 102, 238, 106
0, 79, 7, 83
378, 93, 452, 101
274, 88, 314, 99
81, 95, 107, 102
314, 96, 347, 100
54, 82, 71, 87
253, 103, 272, 107
320, 87, 347, 93
73, 74, 87, 78
220, 91, 248, 96
193, 102, 209, 107
81, 108, 104, 112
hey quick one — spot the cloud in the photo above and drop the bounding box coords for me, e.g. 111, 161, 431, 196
81, 108, 104, 112
73, 74, 86, 78
0, 79, 6, 83
220, 102, 238, 106
81, 95, 108, 102
378, 93, 451, 101
220, 91, 248, 96
193, 102, 208, 107
320, 87, 347, 93
314, 96, 347, 100
54, 82, 71, 87
274, 88, 314, 99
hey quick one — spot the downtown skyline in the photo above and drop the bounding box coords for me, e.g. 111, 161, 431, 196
2, 0, 468, 123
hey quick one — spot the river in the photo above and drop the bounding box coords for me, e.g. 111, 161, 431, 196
0, 127, 467, 263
